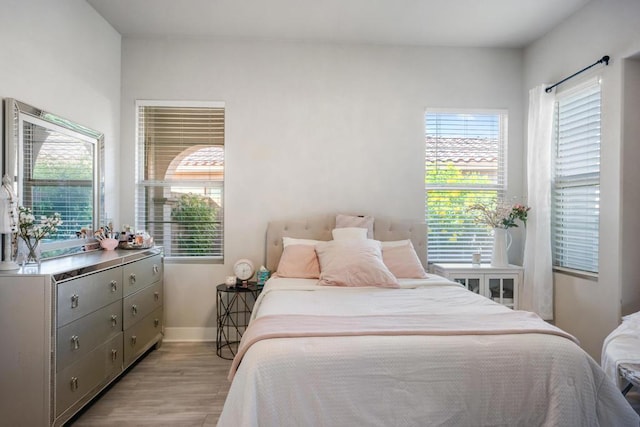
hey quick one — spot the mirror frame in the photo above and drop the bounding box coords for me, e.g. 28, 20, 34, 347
3, 98, 105, 257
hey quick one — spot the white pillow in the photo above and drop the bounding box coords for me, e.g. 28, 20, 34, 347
283, 237, 324, 247
331, 227, 368, 241
315, 239, 399, 288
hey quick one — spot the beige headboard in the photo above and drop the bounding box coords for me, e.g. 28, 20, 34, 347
265, 214, 428, 272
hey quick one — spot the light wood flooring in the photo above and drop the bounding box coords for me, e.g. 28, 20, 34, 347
67, 342, 232, 427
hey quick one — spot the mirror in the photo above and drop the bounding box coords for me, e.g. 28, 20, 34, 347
3, 99, 104, 258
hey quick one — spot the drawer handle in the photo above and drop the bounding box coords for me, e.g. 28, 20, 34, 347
154, 318, 160, 328
111, 349, 118, 361
131, 335, 137, 346
153, 264, 159, 274
71, 294, 79, 309
110, 280, 118, 292
129, 273, 136, 285
154, 291, 159, 301
70, 377, 78, 391
132, 304, 138, 316
111, 314, 118, 327
71, 335, 80, 350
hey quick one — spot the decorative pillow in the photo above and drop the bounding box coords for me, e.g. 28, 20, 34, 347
276, 244, 321, 278
283, 237, 324, 247
331, 227, 368, 241
335, 214, 374, 238
315, 239, 399, 288
380, 240, 428, 279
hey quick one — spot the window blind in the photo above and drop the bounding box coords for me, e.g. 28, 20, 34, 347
552, 83, 601, 273
425, 111, 507, 263
136, 102, 225, 258
22, 122, 94, 243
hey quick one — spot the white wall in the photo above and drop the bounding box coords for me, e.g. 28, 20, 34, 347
621, 57, 640, 315
0, 0, 121, 219
120, 39, 525, 340
524, 0, 640, 360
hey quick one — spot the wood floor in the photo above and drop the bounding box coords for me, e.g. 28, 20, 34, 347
67, 342, 232, 427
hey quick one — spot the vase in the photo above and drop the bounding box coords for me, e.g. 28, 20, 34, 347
491, 228, 512, 267
17, 237, 41, 265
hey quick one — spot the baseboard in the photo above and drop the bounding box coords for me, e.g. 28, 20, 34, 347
163, 327, 217, 342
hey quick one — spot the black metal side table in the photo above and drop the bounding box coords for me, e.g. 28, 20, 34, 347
216, 282, 261, 360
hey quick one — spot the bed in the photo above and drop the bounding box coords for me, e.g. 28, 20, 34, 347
218, 214, 638, 427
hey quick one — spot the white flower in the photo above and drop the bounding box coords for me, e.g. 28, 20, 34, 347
468, 202, 530, 229
17, 206, 62, 242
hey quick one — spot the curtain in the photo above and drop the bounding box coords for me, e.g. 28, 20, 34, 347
522, 85, 554, 320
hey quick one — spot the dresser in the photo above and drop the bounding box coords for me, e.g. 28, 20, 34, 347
0, 247, 163, 426
430, 263, 522, 309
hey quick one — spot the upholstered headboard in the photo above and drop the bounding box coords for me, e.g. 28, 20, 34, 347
265, 214, 428, 272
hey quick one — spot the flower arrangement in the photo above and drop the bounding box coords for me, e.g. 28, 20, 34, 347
468, 202, 530, 229
16, 206, 63, 263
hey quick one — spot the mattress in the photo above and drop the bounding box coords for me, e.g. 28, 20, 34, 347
218, 277, 638, 427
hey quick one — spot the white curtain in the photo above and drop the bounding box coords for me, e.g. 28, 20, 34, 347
522, 85, 554, 320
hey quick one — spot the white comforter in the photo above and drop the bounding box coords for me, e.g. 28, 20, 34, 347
602, 311, 640, 388
218, 277, 638, 427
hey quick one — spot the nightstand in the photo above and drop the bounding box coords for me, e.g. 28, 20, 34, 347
430, 263, 522, 309
216, 282, 261, 360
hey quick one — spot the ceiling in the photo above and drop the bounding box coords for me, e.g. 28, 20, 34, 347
87, 0, 590, 48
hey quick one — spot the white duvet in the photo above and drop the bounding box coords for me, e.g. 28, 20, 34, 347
218, 277, 638, 427
602, 311, 640, 389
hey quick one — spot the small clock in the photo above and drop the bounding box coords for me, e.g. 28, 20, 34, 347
233, 258, 255, 285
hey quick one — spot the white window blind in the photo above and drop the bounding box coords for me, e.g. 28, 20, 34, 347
552, 82, 601, 273
425, 110, 507, 263
136, 102, 224, 258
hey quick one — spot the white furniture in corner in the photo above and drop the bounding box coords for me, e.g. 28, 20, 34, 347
430, 263, 522, 310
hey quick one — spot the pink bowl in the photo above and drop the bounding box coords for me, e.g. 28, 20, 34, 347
100, 238, 119, 251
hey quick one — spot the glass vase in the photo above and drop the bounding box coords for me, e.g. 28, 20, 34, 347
17, 237, 41, 265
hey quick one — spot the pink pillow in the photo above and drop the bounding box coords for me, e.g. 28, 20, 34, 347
315, 239, 399, 288
380, 240, 428, 279
276, 244, 321, 278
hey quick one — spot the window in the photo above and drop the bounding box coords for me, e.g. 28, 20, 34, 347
136, 101, 224, 259
22, 124, 96, 242
551, 81, 601, 274
425, 110, 507, 263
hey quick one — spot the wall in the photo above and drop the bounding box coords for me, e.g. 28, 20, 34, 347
524, 0, 640, 360
621, 56, 640, 315
120, 39, 525, 340
0, 0, 121, 219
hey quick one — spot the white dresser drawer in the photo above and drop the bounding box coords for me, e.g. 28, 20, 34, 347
57, 267, 122, 327
56, 300, 122, 372
122, 254, 162, 297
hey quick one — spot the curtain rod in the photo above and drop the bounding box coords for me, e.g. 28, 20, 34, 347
545, 55, 610, 93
